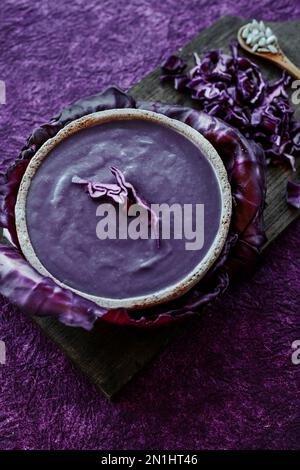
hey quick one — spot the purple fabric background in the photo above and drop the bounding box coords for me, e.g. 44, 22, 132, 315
0, 0, 300, 450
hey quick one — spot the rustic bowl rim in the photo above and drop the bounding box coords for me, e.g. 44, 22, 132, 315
15, 108, 232, 310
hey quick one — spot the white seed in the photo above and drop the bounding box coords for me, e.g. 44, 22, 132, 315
241, 19, 279, 52
246, 34, 253, 45
251, 33, 262, 45
265, 26, 273, 37
242, 26, 249, 38
266, 35, 277, 44
268, 44, 278, 53
258, 37, 266, 46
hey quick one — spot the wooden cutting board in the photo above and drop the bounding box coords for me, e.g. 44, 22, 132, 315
9, 15, 300, 398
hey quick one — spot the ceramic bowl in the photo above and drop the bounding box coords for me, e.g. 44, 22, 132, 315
15, 108, 232, 310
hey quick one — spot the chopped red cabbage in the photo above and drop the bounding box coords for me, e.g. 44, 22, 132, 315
72, 166, 159, 241
160, 55, 188, 90
72, 172, 128, 203
161, 55, 186, 74
161, 43, 300, 170
286, 180, 300, 209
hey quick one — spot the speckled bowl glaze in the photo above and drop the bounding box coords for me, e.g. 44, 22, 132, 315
15, 108, 232, 310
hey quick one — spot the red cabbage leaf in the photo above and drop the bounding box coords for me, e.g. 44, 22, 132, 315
0, 244, 114, 330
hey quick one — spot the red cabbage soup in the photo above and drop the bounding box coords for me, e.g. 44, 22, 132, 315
25, 118, 222, 299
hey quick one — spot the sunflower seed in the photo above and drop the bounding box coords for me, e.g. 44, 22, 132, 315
251, 34, 261, 44
265, 27, 272, 37
266, 35, 277, 44
242, 27, 249, 38
268, 45, 278, 53
258, 37, 266, 46
241, 19, 279, 54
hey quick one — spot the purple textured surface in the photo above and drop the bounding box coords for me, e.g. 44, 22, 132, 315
0, 0, 300, 451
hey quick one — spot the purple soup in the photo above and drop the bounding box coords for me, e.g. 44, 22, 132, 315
26, 118, 222, 299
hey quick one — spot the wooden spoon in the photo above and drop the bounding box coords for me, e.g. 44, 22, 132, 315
238, 26, 300, 80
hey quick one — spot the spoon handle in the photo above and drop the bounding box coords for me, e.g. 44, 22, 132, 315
275, 54, 300, 80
